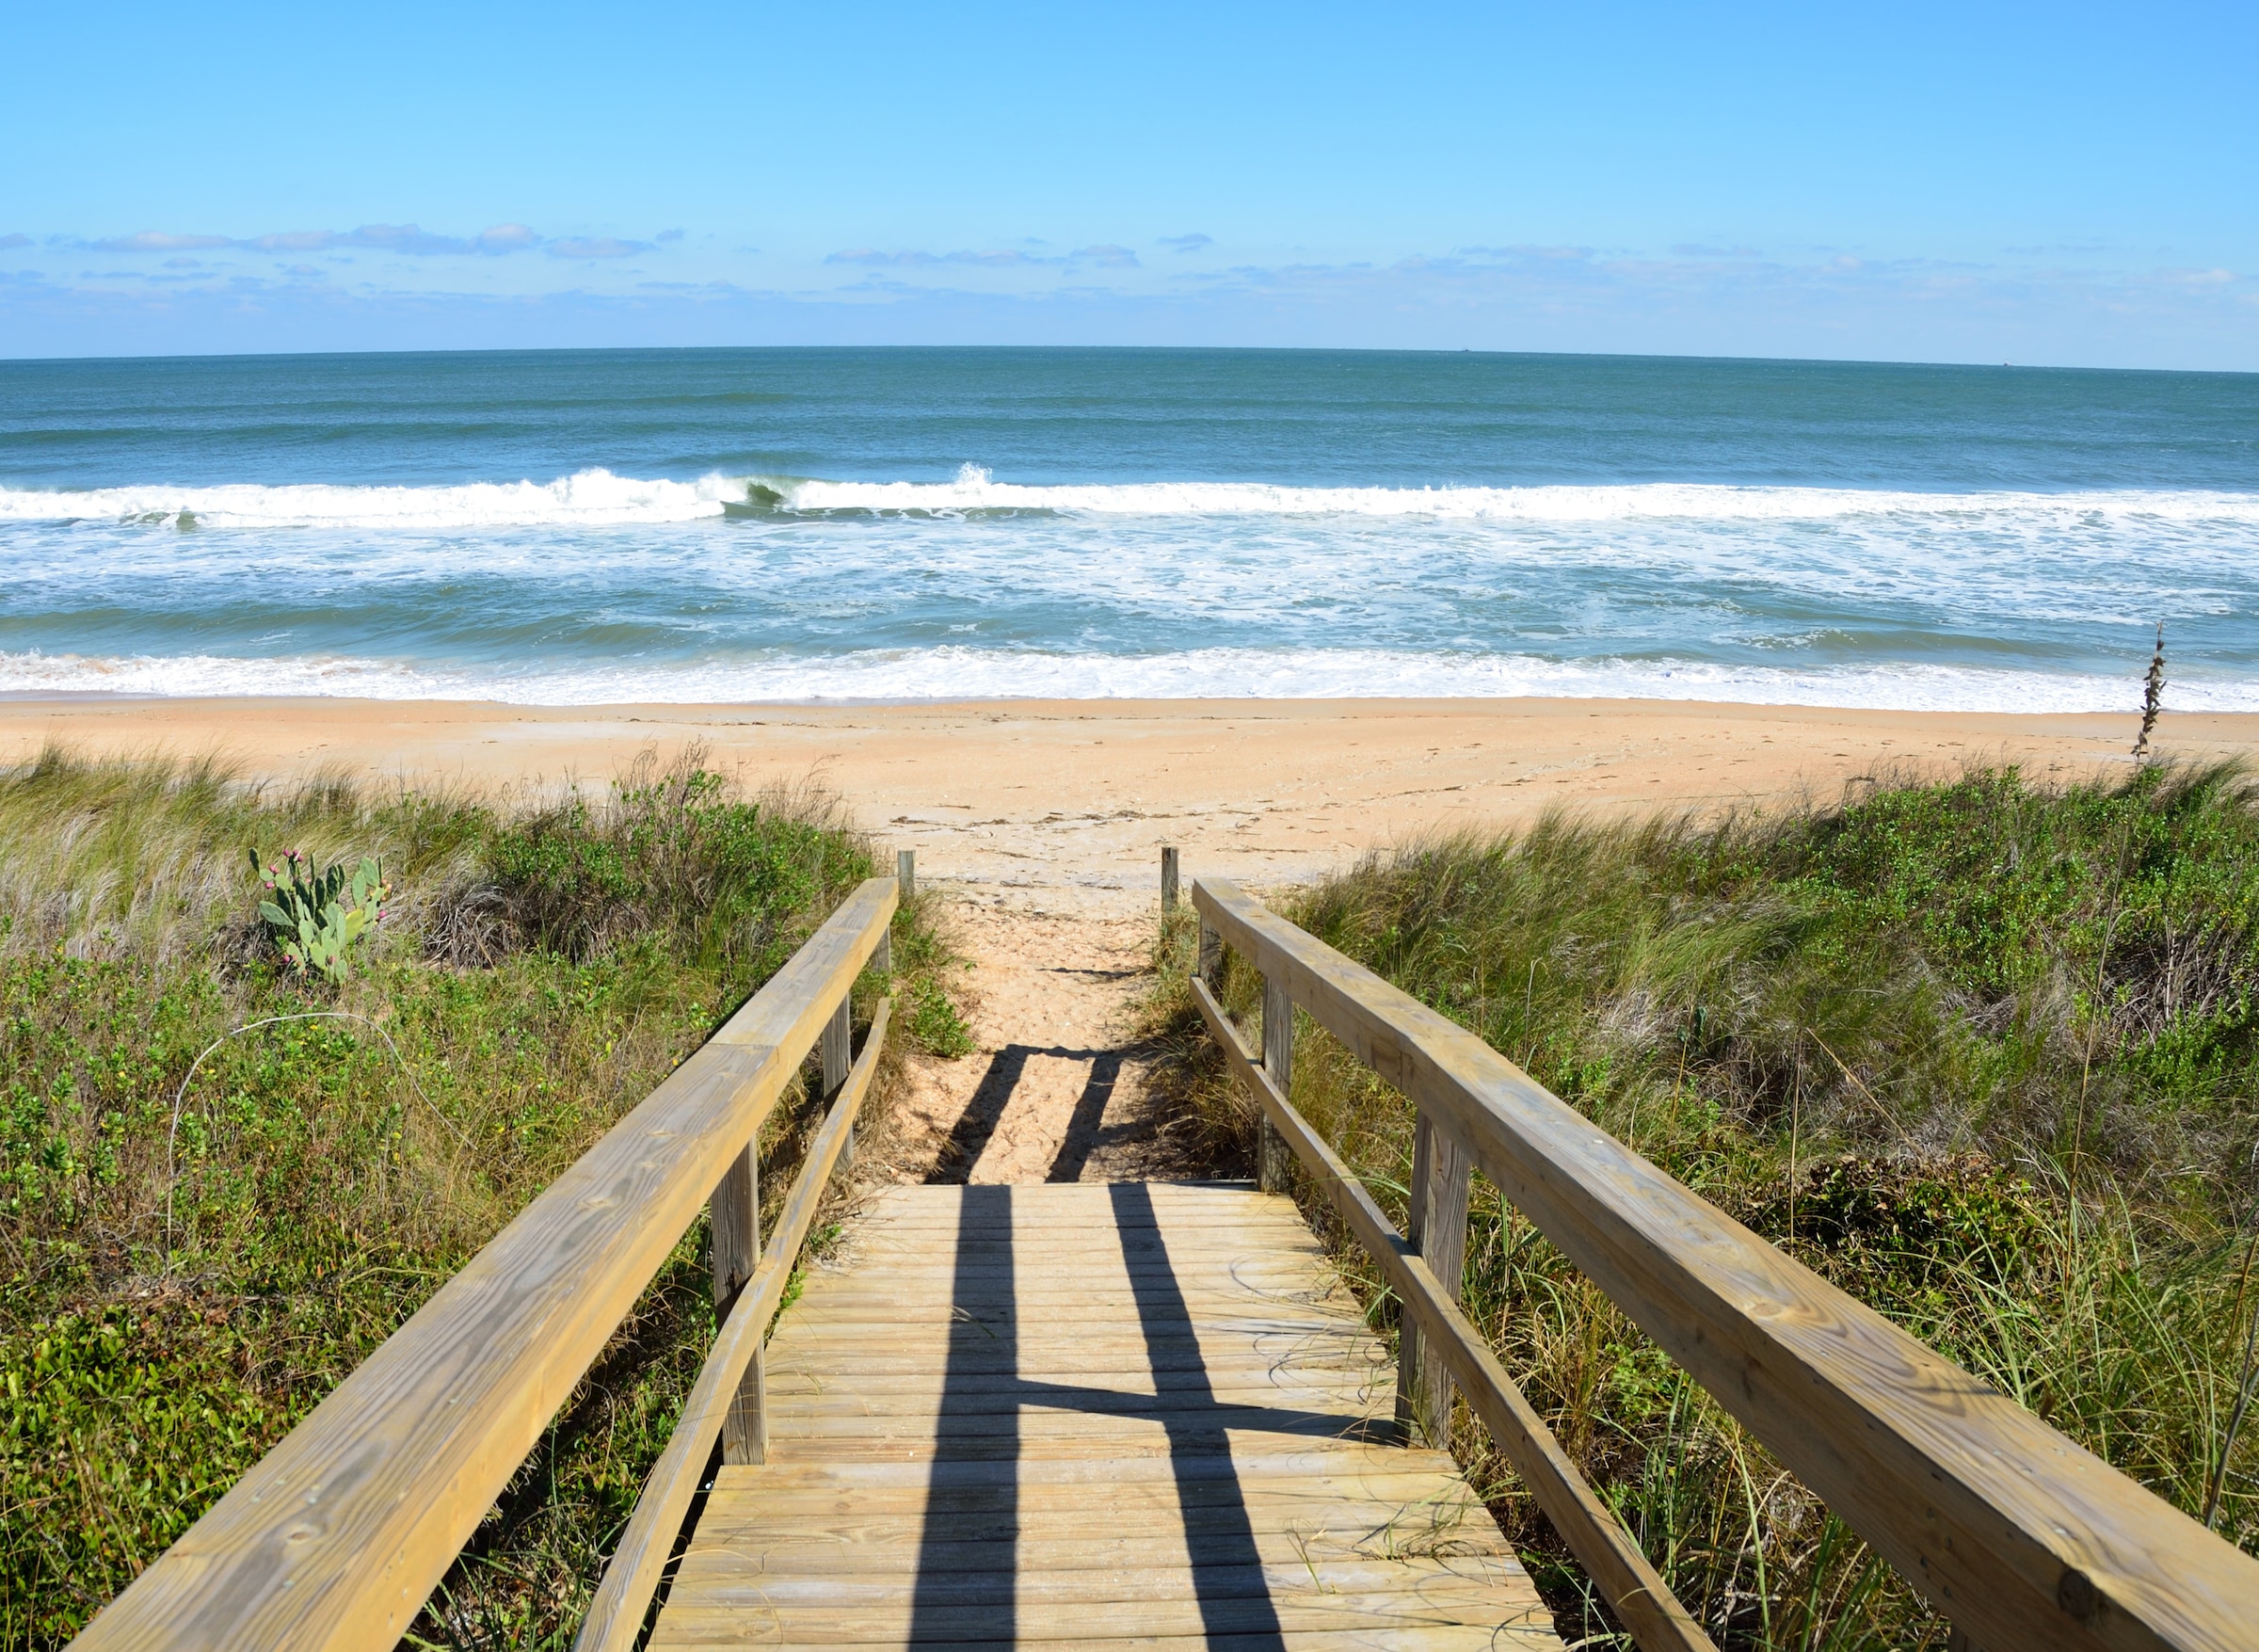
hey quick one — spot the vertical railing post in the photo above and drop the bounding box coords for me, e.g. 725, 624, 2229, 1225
710, 1143, 767, 1465
879, 849, 913, 976
1160, 845, 1179, 913
1258, 972, 1293, 1194
823, 996, 854, 1179
1197, 913, 1221, 986
1395, 1109, 1472, 1445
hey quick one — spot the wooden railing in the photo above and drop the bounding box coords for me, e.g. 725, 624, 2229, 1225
1186, 872, 2259, 1652
69, 867, 905, 1652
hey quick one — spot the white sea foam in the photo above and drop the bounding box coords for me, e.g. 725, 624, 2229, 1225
8, 645, 2257, 714
5, 466, 2255, 530
0, 469, 744, 529
784, 467, 2259, 524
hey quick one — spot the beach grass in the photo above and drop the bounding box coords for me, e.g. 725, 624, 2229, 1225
1144, 761, 2259, 1649
0, 746, 967, 1651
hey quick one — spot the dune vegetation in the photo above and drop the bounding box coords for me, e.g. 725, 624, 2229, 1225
1151, 762, 2259, 1650
0, 747, 967, 1651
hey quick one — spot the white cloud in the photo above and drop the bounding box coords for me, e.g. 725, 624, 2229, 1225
547, 236, 650, 259
68, 222, 557, 257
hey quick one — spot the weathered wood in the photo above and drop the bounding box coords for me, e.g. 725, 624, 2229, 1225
709, 1144, 767, 1466
1397, 1113, 1470, 1445
1161, 843, 1179, 911
575, 994, 891, 1652
823, 996, 855, 1179
697, 1439, 1474, 1490
65, 878, 898, 1652
896, 847, 916, 903
1194, 975, 1715, 1652
1198, 916, 1222, 986
1195, 876, 2259, 1652
652, 1181, 1559, 1651
652, 1583, 1556, 1644
1260, 970, 1294, 1194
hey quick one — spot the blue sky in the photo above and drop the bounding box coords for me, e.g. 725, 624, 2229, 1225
2, 1, 2253, 366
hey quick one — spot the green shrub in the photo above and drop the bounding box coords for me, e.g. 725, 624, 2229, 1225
903, 972, 976, 1057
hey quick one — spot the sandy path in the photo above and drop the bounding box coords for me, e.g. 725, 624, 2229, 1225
879, 901, 1191, 1185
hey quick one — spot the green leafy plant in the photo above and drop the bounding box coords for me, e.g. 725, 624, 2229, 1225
903, 973, 976, 1057
250, 848, 390, 984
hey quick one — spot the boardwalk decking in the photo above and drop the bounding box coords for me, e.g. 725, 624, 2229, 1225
650, 1181, 1560, 1649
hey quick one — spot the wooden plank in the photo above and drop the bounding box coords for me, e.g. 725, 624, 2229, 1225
761, 1380, 1382, 1415
815, 1238, 1338, 1263
788, 1275, 1345, 1299
690, 1492, 1496, 1542
1398, 1113, 1470, 1446
654, 1628, 1536, 1651
694, 1445, 1472, 1488
823, 996, 855, 1179
649, 1583, 1556, 1644
745, 1404, 1378, 1439
1195, 975, 1715, 1652
711, 1142, 767, 1467
766, 1351, 1390, 1382
1196, 877, 2259, 1652
668, 1556, 1539, 1606
1261, 970, 1294, 1193
575, 995, 892, 1652
700, 1462, 1483, 1502
66, 877, 899, 1652
768, 1330, 1381, 1359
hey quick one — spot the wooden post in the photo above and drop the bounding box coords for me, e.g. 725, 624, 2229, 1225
877, 850, 912, 975
710, 1144, 767, 1465
1258, 973, 1292, 1194
1197, 918, 1221, 986
1160, 845, 1179, 913
1396, 1110, 1472, 1445
823, 997, 854, 1179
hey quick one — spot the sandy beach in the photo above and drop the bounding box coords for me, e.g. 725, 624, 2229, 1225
7, 694, 2252, 913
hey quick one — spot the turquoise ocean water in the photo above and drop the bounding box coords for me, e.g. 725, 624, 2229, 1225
1, 347, 2254, 708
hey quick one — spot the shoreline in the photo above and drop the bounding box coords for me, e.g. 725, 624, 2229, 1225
7, 694, 2254, 911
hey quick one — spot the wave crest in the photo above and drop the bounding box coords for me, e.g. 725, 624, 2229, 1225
4, 464, 2254, 531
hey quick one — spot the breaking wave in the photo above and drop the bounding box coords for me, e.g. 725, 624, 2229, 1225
6, 466, 2257, 531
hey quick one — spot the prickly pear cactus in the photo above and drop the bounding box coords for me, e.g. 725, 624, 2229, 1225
249, 847, 392, 984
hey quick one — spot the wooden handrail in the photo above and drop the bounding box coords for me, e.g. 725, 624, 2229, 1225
1192, 874, 2259, 1652
576, 993, 891, 1652
1192, 975, 1718, 1652
69, 876, 900, 1652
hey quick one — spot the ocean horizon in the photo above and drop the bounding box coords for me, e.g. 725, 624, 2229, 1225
2, 345, 2254, 713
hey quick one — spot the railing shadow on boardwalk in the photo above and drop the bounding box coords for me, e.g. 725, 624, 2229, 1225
929, 1043, 1136, 1182
907, 1180, 1401, 1647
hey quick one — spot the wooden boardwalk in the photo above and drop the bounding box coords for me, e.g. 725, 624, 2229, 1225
651, 1181, 1560, 1649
